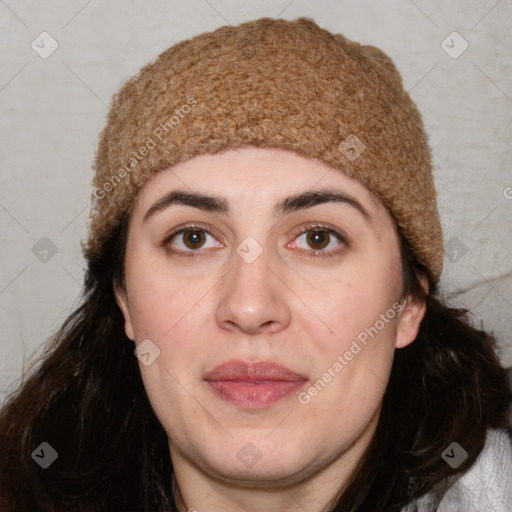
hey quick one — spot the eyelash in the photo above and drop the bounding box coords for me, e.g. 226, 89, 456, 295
160, 222, 349, 259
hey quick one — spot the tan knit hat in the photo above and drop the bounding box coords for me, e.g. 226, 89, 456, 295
83, 17, 443, 283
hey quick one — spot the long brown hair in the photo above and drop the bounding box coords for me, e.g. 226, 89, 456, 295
0, 212, 510, 511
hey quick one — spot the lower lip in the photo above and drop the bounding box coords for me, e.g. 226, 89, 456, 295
206, 380, 307, 409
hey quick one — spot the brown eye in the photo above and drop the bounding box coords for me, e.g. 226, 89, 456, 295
182, 229, 207, 250
306, 230, 330, 250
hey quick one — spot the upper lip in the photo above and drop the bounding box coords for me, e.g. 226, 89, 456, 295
204, 360, 307, 382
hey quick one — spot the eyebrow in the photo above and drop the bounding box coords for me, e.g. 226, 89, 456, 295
143, 187, 371, 222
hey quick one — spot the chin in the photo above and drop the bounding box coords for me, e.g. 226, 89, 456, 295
194, 439, 323, 488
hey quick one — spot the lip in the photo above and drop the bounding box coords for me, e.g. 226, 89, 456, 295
204, 360, 308, 409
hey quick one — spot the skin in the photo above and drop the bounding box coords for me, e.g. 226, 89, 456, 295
115, 146, 427, 512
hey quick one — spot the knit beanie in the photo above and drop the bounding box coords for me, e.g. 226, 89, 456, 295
83, 16, 444, 283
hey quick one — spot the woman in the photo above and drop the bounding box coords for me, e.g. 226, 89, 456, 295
0, 17, 510, 512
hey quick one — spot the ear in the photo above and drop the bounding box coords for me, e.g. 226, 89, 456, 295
395, 276, 429, 349
113, 281, 135, 341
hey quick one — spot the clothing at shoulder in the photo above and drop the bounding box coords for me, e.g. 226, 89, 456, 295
403, 428, 512, 512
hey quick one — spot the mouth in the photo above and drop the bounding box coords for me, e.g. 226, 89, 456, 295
203, 359, 308, 409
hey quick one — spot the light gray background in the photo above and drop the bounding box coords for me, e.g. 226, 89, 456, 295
1, 0, 511, 405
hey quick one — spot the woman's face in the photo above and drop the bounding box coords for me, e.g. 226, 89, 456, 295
115, 147, 425, 494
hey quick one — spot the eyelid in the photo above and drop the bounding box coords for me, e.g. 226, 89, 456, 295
290, 221, 348, 242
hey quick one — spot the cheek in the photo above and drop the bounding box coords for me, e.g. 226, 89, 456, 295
123, 253, 214, 341
302, 309, 399, 433
318, 268, 401, 344
301, 258, 402, 408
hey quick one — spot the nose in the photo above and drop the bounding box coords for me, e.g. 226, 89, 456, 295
215, 241, 292, 335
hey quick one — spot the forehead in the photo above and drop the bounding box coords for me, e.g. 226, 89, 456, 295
132, 146, 387, 219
